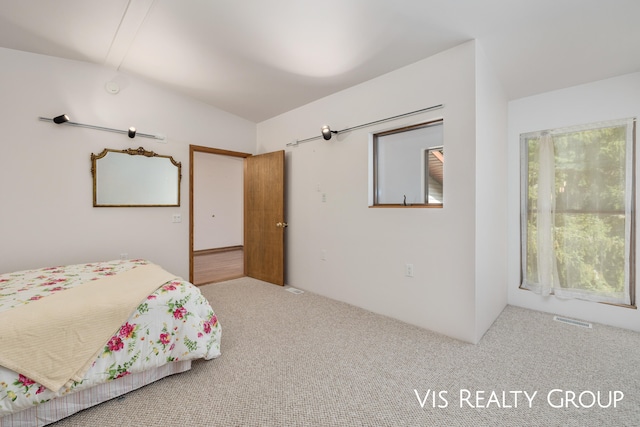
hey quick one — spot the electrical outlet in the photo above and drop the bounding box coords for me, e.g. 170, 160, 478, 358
405, 263, 414, 277
120, 253, 128, 260
172, 213, 182, 223
322, 193, 327, 203
321, 249, 327, 261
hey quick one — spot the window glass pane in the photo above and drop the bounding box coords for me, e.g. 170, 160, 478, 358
374, 121, 443, 206
425, 148, 444, 203
521, 119, 634, 304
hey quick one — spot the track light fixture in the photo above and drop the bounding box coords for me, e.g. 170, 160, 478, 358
289, 104, 445, 147
321, 125, 337, 141
38, 115, 165, 141
53, 114, 69, 124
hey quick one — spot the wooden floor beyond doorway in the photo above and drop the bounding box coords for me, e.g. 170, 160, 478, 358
193, 247, 244, 285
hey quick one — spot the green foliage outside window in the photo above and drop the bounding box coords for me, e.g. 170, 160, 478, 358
523, 124, 630, 301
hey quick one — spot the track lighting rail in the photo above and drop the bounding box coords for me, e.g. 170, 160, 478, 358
287, 104, 444, 147
38, 115, 166, 141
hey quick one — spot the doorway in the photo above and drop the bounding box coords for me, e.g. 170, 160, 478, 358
190, 145, 251, 285
189, 145, 287, 286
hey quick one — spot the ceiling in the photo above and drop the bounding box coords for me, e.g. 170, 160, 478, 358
1, 0, 639, 123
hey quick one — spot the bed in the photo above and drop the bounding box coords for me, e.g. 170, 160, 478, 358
0, 259, 221, 427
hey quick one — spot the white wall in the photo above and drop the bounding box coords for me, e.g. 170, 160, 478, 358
258, 41, 506, 343
507, 71, 640, 331
193, 152, 244, 250
474, 44, 508, 341
0, 47, 256, 279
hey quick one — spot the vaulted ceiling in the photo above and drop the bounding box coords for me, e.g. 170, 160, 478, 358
1, 0, 638, 122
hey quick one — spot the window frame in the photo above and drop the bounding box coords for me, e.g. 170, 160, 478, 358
519, 118, 636, 308
370, 119, 444, 208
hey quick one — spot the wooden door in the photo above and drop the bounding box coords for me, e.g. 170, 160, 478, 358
244, 150, 286, 285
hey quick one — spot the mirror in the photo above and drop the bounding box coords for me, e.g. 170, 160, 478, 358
91, 147, 181, 207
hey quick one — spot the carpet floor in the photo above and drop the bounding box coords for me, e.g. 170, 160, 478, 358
52, 277, 640, 426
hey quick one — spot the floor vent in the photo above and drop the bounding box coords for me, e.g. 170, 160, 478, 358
285, 287, 304, 295
553, 316, 592, 329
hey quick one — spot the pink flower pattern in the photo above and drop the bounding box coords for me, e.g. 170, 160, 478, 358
173, 306, 187, 319
162, 283, 177, 292
107, 336, 124, 352
159, 333, 171, 345
119, 322, 136, 339
18, 374, 34, 387
203, 314, 218, 334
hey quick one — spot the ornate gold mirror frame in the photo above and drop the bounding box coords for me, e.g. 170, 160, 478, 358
91, 146, 182, 207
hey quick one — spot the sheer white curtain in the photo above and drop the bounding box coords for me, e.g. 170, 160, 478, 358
521, 118, 635, 305
535, 133, 558, 296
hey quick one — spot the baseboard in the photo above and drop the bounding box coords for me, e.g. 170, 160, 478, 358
194, 245, 243, 256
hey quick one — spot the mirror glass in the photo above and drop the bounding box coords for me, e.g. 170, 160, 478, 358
92, 147, 181, 207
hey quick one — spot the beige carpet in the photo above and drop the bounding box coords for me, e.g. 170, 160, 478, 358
52, 277, 640, 426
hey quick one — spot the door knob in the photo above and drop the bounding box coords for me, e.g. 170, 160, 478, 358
276, 222, 288, 228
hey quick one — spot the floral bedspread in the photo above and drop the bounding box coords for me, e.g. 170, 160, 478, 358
0, 259, 221, 417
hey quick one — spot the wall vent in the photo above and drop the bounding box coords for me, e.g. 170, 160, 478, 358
553, 316, 592, 329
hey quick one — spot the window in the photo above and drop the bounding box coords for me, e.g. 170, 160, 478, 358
371, 120, 443, 207
520, 118, 636, 305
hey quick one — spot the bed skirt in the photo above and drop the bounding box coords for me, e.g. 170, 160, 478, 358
0, 360, 192, 427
